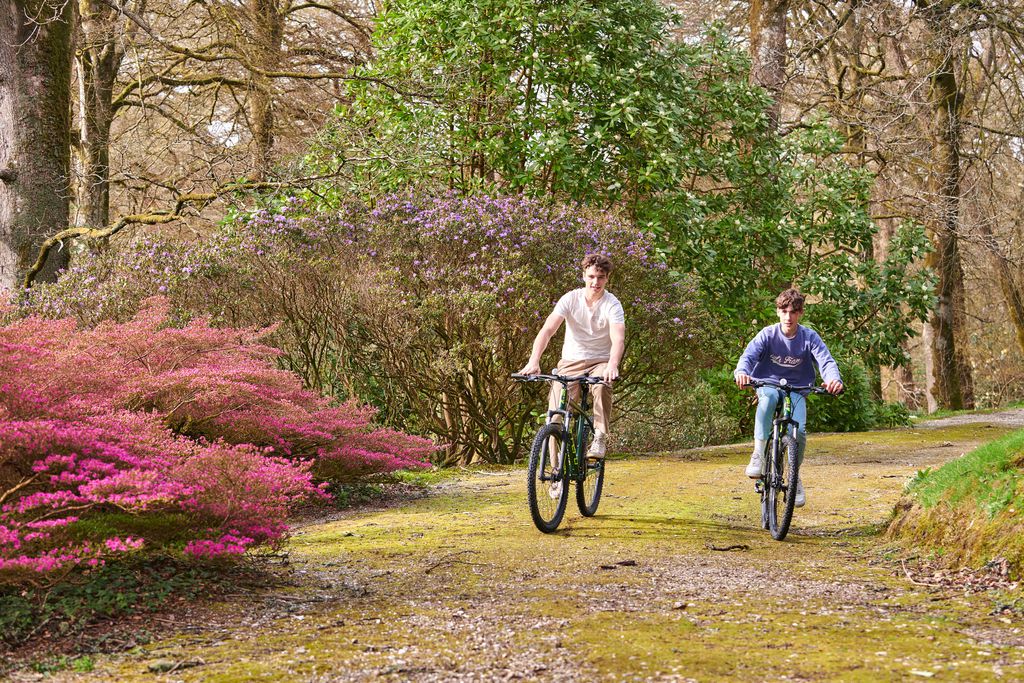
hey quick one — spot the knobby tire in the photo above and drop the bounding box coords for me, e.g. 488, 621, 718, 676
575, 420, 604, 516
769, 434, 799, 541
527, 423, 569, 533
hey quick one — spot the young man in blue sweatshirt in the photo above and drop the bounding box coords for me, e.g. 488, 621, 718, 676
733, 288, 844, 507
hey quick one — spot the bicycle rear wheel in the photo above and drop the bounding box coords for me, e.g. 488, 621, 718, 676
768, 434, 799, 540
575, 422, 604, 516
527, 423, 569, 533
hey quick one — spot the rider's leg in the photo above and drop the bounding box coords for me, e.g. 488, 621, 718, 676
546, 363, 580, 483
548, 359, 583, 426
587, 361, 612, 459
792, 397, 808, 507
549, 358, 610, 459
747, 387, 779, 478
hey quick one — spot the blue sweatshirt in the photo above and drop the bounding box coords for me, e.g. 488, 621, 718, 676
734, 324, 841, 389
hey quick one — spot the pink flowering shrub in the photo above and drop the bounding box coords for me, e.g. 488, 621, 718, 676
0, 299, 432, 582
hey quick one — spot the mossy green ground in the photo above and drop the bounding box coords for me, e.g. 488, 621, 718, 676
18, 422, 1024, 682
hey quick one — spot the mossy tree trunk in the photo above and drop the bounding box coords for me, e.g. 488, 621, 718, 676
73, 0, 132, 233
0, 0, 73, 291
248, 0, 286, 181
836, 9, 885, 401
915, 0, 973, 411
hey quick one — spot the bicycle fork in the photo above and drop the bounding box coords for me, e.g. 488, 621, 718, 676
754, 416, 798, 493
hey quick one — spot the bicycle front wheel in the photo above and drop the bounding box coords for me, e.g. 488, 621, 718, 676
768, 434, 799, 541
576, 423, 604, 517
527, 423, 569, 533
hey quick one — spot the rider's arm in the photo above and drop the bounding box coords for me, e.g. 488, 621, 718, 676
808, 330, 843, 394
603, 322, 625, 382
734, 328, 768, 387
519, 312, 565, 375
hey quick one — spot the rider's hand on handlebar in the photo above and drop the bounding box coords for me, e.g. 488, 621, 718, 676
519, 361, 541, 376
823, 379, 844, 395
734, 372, 752, 388
601, 364, 619, 384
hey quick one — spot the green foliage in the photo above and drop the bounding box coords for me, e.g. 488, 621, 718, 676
322, 482, 385, 509
0, 559, 215, 648
698, 365, 757, 439
313, 0, 934, 376
30, 656, 95, 674
871, 400, 912, 429
805, 356, 875, 433
318, 0, 764, 202
694, 125, 937, 369
615, 377, 741, 452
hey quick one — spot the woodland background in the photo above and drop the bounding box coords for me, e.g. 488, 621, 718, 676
3, 0, 1024, 455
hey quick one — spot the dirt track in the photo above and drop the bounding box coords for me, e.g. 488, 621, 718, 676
12, 417, 1024, 682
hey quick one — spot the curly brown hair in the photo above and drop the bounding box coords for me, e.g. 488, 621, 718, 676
581, 253, 613, 275
775, 288, 805, 311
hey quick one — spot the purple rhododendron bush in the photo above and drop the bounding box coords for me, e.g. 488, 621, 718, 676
22, 193, 707, 465
0, 298, 433, 582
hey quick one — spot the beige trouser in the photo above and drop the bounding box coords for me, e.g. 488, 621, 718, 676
547, 358, 613, 436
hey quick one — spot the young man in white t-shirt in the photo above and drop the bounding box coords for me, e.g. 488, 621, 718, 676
518, 253, 626, 459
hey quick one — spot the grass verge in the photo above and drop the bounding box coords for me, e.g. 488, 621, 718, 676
887, 428, 1024, 576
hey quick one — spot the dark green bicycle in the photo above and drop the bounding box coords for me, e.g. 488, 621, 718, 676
746, 378, 831, 541
512, 373, 606, 533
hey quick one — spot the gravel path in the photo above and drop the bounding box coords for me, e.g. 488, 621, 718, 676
10, 412, 1024, 682
915, 407, 1024, 429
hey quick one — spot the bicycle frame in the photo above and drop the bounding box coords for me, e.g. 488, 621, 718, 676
755, 386, 801, 482
547, 380, 596, 484
771, 392, 800, 453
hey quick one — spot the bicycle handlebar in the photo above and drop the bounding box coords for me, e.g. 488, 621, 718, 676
512, 373, 606, 386
742, 378, 834, 395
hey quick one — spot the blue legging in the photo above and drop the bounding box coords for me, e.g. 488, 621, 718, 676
755, 387, 808, 455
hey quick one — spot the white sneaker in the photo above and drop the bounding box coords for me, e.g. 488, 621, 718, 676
587, 432, 607, 460
548, 480, 563, 499
745, 451, 764, 479
794, 479, 805, 508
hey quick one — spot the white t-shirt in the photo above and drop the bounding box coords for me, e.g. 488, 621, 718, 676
553, 289, 626, 361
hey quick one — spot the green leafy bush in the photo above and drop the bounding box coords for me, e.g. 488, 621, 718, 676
0, 559, 215, 648
805, 357, 875, 433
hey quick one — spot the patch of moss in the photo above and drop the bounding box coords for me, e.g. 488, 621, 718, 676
15, 424, 1024, 681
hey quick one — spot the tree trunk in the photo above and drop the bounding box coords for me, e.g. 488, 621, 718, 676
978, 222, 1024, 358
840, 11, 884, 400
749, 0, 789, 129
249, 0, 285, 180
0, 0, 73, 291
916, 0, 972, 411
73, 0, 129, 232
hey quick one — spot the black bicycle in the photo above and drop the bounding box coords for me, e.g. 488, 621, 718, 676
512, 373, 606, 533
744, 378, 830, 541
